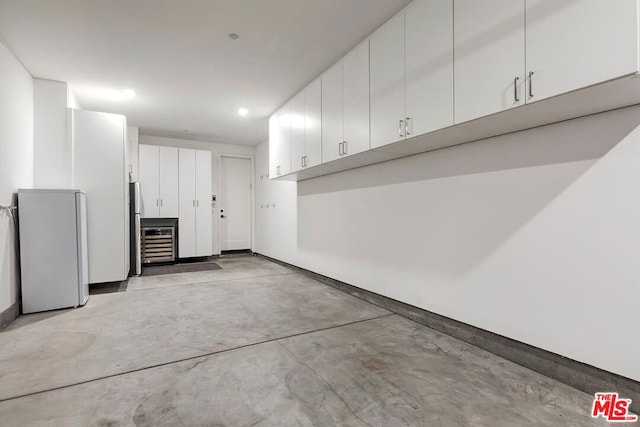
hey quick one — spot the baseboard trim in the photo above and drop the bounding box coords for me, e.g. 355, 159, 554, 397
0, 301, 20, 331
255, 253, 640, 413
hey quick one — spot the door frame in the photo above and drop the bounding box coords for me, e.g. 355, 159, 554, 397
216, 153, 255, 253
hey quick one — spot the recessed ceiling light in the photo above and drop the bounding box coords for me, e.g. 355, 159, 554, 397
228, 33, 239, 40
183, 129, 189, 133
238, 108, 249, 116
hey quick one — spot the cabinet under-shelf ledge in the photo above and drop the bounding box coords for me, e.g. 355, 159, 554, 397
275, 73, 640, 182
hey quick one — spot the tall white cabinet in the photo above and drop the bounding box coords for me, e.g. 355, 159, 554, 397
178, 148, 212, 258
138, 145, 179, 218
71, 109, 128, 284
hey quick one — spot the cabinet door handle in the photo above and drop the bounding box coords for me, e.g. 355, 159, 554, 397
405, 118, 411, 136
192, 200, 195, 207
399, 120, 405, 138
301, 156, 304, 168
528, 71, 535, 98
197, 200, 199, 207
304, 156, 308, 167
343, 141, 348, 155
338, 142, 343, 156
156, 199, 159, 207
160, 199, 163, 207
514, 77, 520, 102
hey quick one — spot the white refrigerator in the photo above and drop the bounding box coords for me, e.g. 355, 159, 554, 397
18, 189, 89, 314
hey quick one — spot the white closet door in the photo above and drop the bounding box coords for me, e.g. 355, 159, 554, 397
342, 41, 370, 156
195, 150, 212, 256
321, 61, 343, 162
526, 0, 638, 102
138, 144, 159, 218
405, 0, 454, 136
304, 78, 322, 168
158, 146, 179, 217
178, 148, 196, 258
370, 11, 406, 148
454, 0, 525, 124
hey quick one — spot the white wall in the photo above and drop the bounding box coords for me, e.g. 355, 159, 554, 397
139, 134, 255, 254
33, 79, 71, 188
255, 105, 640, 383
0, 40, 34, 313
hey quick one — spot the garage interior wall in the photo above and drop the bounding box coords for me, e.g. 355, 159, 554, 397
255, 105, 640, 383
0, 40, 34, 314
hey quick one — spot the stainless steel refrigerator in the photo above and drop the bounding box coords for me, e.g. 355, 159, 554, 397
18, 189, 89, 313
129, 182, 142, 276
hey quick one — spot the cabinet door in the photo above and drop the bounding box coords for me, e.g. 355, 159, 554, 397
406, 0, 454, 136
158, 146, 179, 217
370, 11, 406, 148
526, 0, 638, 102
321, 61, 343, 162
178, 148, 196, 258
304, 78, 322, 168
289, 91, 306, 173
195, 150, 212, 256
268, 114, 279, 179
277, 104, 291, 176
454, 0, 525, 123
138, 144, 159, 218
342, 41, 370, 156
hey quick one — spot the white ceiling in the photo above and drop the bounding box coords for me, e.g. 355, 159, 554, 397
0, 0, 410, 146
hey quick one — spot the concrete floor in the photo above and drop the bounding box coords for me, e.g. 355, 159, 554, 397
0, 255, 610, 426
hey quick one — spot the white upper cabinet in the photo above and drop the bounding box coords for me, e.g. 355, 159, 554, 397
158, 146, 179, 217
525, 0, 639, 103
268, 114, 279, 178
454, 0, 525, 124
278, 103, 292, 176
139, 145, 179, 218
321, 61, 344, 163
370, 11, 406, 148
304, 79, 322, 168
139, 144, 159, 218
342, 41, 370, 157
268, 103, 292, 178
405, 0, 453, 135
290, 91, 306, 173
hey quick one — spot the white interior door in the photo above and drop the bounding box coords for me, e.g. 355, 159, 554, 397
158, 146, 179, 217
178, 148, 196, 258
195, 150, 212, 256
138, 144, 159, 218
219, 156, 252, 251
